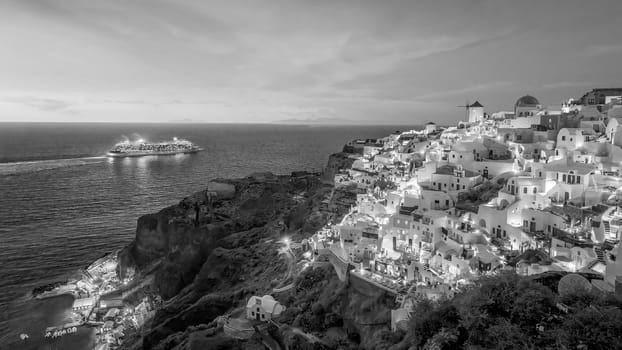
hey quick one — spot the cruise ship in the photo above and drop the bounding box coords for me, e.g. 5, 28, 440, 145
107, 137, 202, 158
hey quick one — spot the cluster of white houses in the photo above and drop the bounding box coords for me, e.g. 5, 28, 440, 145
328, 89, 622, 297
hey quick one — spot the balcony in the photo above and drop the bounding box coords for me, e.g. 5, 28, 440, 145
552, 227, 595, 248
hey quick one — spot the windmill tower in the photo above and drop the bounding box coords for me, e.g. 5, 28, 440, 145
457, 100, 471, 122
458, 101, 484, 123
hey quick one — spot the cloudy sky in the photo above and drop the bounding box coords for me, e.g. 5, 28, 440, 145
1, 0, 622, 124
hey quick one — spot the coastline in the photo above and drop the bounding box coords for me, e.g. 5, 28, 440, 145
25, 158, 350, 349
17, 116, 622, 349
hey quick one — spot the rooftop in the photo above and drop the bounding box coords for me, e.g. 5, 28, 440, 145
434, 165, 480, 178
470, 101, 484, 108
515, 95, 540, 107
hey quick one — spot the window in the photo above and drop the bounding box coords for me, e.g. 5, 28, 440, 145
570, 138, 573, 142
523, 187, 527, 194
576, 176, 581, 184
452, 154, 455, 158
463, 185, 466, 190
533, 187, 537, 194
563, 174, 566, 182
561, 136, 566, 141
446, 200, 450, 206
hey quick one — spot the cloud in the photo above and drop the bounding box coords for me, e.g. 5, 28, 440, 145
1, 96, 72, 112
1, 0, 622, 123
413, 82, 516, 102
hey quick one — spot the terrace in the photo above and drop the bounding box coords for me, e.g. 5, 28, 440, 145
552, 227, 596, 248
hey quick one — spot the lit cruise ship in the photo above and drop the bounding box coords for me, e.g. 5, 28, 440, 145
107, 137, 202, 158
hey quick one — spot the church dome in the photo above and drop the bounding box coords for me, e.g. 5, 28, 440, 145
515, 95, 540, 107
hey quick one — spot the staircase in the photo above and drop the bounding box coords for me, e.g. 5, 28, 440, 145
603, 220, 611, 236
595, 246, 605, 264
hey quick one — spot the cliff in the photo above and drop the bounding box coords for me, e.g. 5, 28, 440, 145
117, 153, 357, 349
321, 152, 355, 184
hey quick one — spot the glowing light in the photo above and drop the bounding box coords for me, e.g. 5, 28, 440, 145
137, 138, 145, 143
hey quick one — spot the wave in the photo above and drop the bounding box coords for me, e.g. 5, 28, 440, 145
0, 156, 106, 176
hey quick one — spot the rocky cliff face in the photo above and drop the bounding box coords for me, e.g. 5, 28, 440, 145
118, 155, 357, 350
321, 152, 355, 184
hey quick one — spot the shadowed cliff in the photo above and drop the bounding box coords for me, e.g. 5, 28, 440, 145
116, 153, 356, 349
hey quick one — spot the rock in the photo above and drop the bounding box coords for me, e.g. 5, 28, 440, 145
207, 181, 236, 200
117, 151, 356, 350
322, 152, 355, 184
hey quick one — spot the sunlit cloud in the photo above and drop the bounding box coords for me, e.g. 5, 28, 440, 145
0, 0, 621, 124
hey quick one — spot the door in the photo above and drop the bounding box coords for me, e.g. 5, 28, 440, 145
256, 308, 261, 321
564, 192, 570, 201
530, 221, 536, 233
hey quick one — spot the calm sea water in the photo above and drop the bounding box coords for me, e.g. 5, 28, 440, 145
0, 122, 413, 349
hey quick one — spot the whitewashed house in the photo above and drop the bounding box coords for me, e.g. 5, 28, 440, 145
246, 295, 286, 322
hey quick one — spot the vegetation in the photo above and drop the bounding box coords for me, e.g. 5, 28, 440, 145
395, 272, 622, 350
374, 176, 397, 191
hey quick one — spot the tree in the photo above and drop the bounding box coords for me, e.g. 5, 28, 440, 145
510, 279, 556, 333
561, 306, 622, 350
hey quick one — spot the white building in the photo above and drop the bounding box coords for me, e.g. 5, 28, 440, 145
467, 101, 485, 123
557, 128, 585, 150
514, 95, 542, 117
246, 295, 286, 322
72, 296, 97, 312
431, 164, 482, 193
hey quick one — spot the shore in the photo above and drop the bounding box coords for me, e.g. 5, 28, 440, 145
24, 158, 351, 349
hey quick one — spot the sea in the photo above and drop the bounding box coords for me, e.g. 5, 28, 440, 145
0, 122, 415, 350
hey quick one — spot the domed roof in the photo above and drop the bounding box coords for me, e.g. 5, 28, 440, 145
558, 273, 592, 298
515, 95, 540, 107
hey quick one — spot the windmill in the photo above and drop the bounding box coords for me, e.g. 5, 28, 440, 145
457, 100, 471, 122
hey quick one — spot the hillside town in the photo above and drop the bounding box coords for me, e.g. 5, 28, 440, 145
39, 252, 161, 349
305, 88, 622, 331
33, 88, 622, 349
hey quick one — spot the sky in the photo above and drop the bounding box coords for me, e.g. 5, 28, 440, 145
1, 0, 622, 124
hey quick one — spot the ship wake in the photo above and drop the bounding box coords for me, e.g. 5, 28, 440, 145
0, 156, 106, 176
